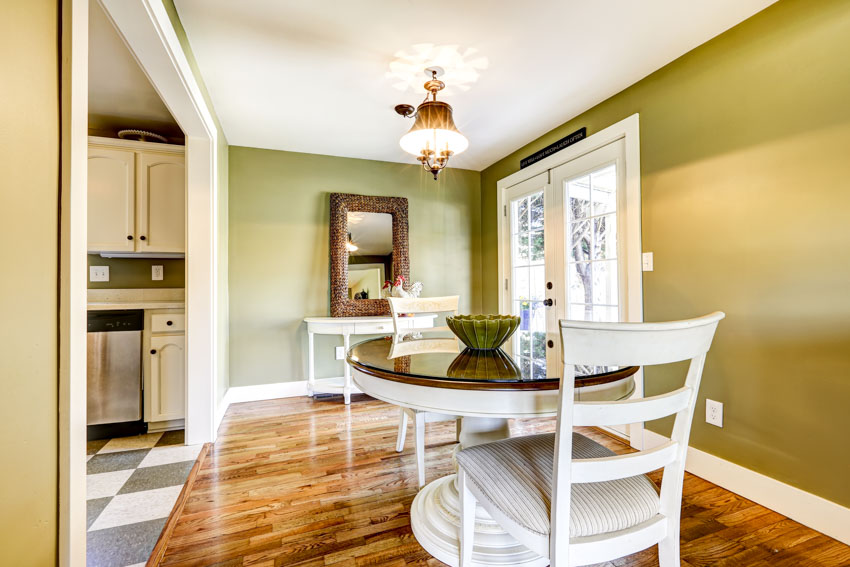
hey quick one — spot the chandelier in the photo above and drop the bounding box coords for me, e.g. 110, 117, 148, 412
395, 67, 468, 180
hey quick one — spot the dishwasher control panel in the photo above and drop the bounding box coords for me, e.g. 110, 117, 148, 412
87, 310, 144, 333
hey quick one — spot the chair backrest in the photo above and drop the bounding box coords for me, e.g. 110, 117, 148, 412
387, 295, 459, 339
550, 312, 724, 562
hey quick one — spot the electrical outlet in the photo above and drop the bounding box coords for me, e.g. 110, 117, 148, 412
642, 252, 654, 271
89, 266, 109, 282
335, 346, 345, 360
152, 265, 164, 281
706, 399, 723, 427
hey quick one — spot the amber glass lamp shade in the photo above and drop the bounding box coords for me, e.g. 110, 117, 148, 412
399, 100, 468, 157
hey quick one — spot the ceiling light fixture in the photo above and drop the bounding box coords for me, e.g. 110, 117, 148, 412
395, 67, 468, 180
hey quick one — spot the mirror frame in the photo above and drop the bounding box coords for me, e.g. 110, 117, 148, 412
330, 193, 409, 317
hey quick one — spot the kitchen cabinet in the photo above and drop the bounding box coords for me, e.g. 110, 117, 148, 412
88, 147, 136, 252
144, 309, 185, 425
136, 152, 185, 253
88, 137, 185, 254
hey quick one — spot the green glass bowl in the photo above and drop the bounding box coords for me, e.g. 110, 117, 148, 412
446, 314, 520, 350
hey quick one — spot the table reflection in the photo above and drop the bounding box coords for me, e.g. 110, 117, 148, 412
446, 348, 521, 380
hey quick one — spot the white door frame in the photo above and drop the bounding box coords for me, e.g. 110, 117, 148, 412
496, 114, 644, 448
60, 1, 220, 564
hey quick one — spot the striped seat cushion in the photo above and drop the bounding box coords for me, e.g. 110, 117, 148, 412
455, 432, 660, 538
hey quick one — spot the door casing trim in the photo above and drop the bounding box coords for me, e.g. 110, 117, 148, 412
60, 1, 222, 565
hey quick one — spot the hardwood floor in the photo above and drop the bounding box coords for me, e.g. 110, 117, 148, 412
157, 396, 850, 567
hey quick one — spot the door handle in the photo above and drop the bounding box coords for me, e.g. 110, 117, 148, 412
543, 298, 554, 307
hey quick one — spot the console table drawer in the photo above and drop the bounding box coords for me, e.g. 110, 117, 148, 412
306, 323, 354, 335
354, 321, 395, 334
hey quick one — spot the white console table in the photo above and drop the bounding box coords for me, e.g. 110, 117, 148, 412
303, 314, 437, 404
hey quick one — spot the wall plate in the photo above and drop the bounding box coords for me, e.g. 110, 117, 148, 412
706, 398, 723, 427
90, 266, 109, 282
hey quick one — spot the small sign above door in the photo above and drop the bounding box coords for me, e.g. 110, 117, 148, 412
520, 127, 586, 169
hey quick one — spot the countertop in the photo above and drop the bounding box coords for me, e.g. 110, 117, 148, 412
87, 288, 184, 311
87, 300, 184, 311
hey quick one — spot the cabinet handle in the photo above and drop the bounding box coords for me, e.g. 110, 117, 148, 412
127, 235, 133, 240
139, 235, 146, 241
150, 349, 157, 355
166, 320, 173, 326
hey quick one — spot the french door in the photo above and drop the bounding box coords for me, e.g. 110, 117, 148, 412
501, 137, 642, 438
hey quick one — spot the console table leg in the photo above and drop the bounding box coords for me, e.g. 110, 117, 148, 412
307, 331, 315, 397
343, 333, 351, 405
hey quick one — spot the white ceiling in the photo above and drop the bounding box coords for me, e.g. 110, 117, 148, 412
174, 0, 776, 171
89, 1, 183, 142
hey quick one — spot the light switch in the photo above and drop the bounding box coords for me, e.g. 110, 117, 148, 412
152, 265, 164, 281
89, 266, 109, 282
642, 252, 654, 272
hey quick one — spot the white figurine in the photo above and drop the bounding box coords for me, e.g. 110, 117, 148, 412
408, 281, 424, 298
383, 275, 423, 299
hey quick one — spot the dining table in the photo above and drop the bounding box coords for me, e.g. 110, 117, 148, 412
348, 336, 639, 567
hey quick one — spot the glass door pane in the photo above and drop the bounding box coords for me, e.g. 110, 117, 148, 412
565, 163, 621, 322
509, 190, 547, 380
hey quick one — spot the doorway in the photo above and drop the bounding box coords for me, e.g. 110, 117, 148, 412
60, 1, 222, 564
497, 116, 643, 445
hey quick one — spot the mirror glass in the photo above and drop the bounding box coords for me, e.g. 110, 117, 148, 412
346, 211, 393, 300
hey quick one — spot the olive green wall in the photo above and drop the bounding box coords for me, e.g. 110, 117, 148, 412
229, 147, 482, 387
0, 1, 59, 564
162, 0, 231, 405
86, 255, 185, 288
481, 0, 850, 506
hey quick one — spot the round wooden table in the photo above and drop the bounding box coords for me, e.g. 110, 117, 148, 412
348, 338, 639, 567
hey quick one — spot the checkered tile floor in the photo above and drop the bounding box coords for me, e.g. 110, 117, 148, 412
86, 430, 203, 567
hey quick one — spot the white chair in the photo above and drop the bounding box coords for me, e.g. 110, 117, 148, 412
387, 295, 463, 488
456, 312, 725, 566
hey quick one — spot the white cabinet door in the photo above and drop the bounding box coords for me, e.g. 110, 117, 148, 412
88, 147, 135, 252
148, 334, 185, 422
136, 152, 185, 253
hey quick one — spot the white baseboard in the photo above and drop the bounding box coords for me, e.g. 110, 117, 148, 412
215, 380, 310, 434
225, 380, 309, 405
643, 430, 849, 545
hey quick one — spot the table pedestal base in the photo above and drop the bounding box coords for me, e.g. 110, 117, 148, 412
410, 416, 547, 567
411, 475, 547, 567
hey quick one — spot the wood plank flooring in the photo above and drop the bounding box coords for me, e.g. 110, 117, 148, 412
157, 395, 850, 567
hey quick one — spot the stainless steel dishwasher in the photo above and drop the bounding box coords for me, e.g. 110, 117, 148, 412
87, 310, 144, 429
